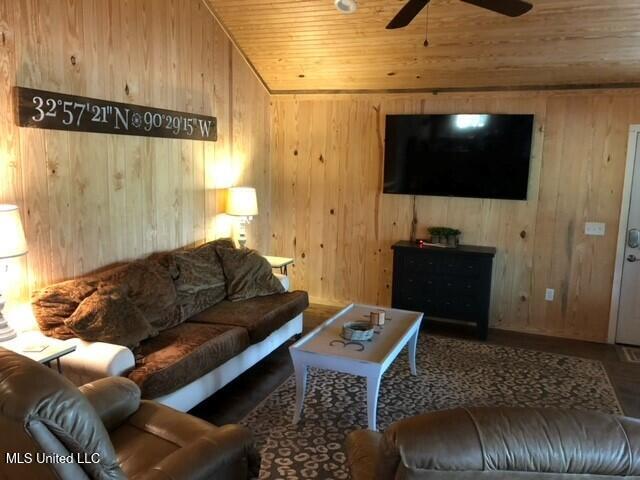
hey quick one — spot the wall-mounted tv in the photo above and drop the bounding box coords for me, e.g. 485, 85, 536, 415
383, 114, 534, 200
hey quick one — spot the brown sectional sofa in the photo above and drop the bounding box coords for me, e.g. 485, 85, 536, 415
32, 239, 308, 408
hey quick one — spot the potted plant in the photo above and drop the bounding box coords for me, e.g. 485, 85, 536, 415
427, 226, 461, 247
427, 226, 445, 245
444, 227, 461, 247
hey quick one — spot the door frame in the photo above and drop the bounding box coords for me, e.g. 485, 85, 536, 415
608, 125, 640, 344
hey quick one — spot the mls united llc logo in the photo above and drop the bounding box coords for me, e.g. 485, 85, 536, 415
5, 452, 101, 464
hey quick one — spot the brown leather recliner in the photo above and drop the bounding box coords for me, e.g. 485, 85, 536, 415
0, 347, 260, 479
346, 407, 640, 479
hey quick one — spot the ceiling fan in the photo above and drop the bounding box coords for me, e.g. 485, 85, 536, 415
386, 0, 533, 29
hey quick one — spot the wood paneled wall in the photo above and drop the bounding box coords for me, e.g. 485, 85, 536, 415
270, 91, 640, 342
0, 0, 271, 307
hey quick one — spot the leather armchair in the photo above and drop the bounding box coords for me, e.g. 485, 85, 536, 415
0, 347, 260, 479
346, 407, 640, 479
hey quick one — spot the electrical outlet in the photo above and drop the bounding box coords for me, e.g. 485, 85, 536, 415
585, 222, 606, 236
545, 288, 555, 301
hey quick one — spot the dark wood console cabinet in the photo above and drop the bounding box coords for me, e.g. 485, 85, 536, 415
391, 241, 496, 340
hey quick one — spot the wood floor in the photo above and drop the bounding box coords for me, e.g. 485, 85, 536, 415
190, 304, 640, 425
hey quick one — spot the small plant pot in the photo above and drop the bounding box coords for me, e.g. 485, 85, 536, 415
447, 235, 459, 247
431, 235, 447, 245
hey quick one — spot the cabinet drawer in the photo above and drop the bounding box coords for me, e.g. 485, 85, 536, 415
403, 253, 440, 274
404, 275, 438, 290
440, 255, 484, 277
439, 275, 481, 295
441, 294, 481, 320
396, 288, 439, 313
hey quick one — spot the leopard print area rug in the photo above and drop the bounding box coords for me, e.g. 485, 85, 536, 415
242, 334, 623, 480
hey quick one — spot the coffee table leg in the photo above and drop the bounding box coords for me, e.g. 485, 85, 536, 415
366, 373, 382, 432
408, 328, 419, 376
292, 362, 308, 424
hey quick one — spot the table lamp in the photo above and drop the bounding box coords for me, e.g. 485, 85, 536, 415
0, 204, 28, 342
226, 187, 258, 248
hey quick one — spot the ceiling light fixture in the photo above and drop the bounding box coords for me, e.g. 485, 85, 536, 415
335, 0, 357, 14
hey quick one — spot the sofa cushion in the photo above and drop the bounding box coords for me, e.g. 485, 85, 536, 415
128, 323, 250, 399
110, 401, 220, 477
173, 249, 225, 300
151, 238, 237, 324
171, 242, 229, 316
99, 259, 178, 331
216, 247, 285, 302
187, 291, 309, 344
64, 284, 157, 348
32, 279, 99, 339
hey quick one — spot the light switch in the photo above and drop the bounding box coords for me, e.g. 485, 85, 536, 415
585, 222, 606, 236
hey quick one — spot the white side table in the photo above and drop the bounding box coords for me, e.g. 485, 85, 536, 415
264, 255, 294, 275
2, 331, 76, 373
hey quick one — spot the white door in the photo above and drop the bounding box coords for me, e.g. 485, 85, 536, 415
617, 132, 640, 345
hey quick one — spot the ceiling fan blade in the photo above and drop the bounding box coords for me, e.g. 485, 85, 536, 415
386, 0, 430, 29
460, 0, 533, 17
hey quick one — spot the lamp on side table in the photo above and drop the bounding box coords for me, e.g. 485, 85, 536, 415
226, 186, 258, 248
0, 204, 28, 342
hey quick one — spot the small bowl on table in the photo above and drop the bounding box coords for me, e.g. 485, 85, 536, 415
342, 321, 374, 342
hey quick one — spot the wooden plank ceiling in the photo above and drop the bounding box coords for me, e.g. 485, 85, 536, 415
206, 0, 640, 92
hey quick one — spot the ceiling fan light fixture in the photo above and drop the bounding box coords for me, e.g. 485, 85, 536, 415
335, 0, 357, 14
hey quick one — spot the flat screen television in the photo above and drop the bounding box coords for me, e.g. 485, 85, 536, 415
384, 114, 534, 200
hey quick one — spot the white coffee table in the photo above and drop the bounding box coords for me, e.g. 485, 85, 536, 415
289, 303, 423, 431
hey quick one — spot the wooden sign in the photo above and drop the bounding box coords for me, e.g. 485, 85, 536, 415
14, 87, 217, 142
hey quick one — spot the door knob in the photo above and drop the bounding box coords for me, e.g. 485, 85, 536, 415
628, 254, 638, 262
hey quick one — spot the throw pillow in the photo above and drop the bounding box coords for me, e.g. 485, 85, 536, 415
99, 259, 178, 331
170, 238, 238, 318
173, 246, 226, 297
216, 247, 285, 302
32, 279, 99, 339
64, 284, 157, 348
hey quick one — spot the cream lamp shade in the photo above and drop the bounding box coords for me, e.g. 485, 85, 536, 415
0, 204, 28, 260
226, 187, 258, 217
0, 204, 27, 342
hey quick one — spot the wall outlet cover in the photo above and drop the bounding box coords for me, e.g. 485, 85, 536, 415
585, 222, 606, 236
545, 288, 555, 301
